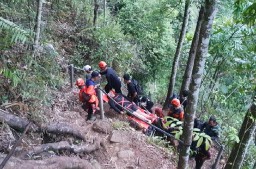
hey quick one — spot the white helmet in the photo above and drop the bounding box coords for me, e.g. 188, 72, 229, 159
83, 65, 92, 71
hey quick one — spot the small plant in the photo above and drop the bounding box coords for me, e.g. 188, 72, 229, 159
112, 120, 129, 130
146, 136, 175, 155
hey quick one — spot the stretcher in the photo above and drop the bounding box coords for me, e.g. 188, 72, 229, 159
102, 92, 156, 129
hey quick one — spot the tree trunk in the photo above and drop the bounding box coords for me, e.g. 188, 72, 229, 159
180, 6, 204, 94
93, 0, 99, 29
177, 0, 218, 168
224, 96, 256, 169
163, 0, 191, 109
34, 0, 43, 50
103, 0, 106, 24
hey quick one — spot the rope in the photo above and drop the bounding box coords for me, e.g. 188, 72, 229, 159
98, 87, 185, 145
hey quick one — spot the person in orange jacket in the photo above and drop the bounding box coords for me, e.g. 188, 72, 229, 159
76, 71, 100, 121
167, 98, 184, 121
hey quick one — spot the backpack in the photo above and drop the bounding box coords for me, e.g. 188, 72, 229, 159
131, 79, 143, 95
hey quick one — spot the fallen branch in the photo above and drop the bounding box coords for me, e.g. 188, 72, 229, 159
24, 138, 101, 157
0, 122, 31, 169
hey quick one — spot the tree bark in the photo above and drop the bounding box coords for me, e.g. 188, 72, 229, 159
34, 0, 43, 50
177, 0, 218, 168
163, 0, 191, 109
180, 6, 204, 94
224, 96, 256, 169
93, 0, 99, 29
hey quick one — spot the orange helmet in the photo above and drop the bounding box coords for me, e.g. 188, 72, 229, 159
75, 78, 85, 87
98, 61, 107, 69
171, 98, 180, 107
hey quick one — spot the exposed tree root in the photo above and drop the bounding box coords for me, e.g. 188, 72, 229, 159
23, 138, 102, 157
0, 109, 38, 132
0, 109, 86, 141
41, 123, 86, 141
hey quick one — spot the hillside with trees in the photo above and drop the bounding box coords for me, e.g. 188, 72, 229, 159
0, 0, 255, 169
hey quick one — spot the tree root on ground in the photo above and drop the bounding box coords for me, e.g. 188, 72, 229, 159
41, 123, 86, 141
22, 138, 102, 157
0, 109, 86, 141
0, 109, 39, 132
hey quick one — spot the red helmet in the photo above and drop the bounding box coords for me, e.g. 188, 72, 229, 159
171, 98, 180, 107
75, 78, 85, 87
98, 61, 107, 69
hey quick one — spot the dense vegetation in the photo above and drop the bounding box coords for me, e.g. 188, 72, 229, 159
0, 0, 255, 168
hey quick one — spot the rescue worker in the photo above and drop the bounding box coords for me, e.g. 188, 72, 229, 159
194, 142, 211, 169
139, 96, 154, 113
98, 61, 122, 94
107, 91, 156, 123
76, 72, 100, 121
83, 65, 93, 80
167, 98, 184, 121
201, 116, 220, 140
123, 74, 139, 105
152, 107, 164, 118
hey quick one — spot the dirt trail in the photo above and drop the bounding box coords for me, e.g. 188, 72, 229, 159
0, 86, 224, 169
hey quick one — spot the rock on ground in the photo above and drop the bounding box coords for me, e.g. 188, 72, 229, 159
118, 150, 135, 159
92, 120, 113, 134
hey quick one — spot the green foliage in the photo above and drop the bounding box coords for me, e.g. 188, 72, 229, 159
147, 135, 175, 155
0, 68, 21, 87
112, 120, 129, 130
163, 116, 184, 128
0, 17, 32, 44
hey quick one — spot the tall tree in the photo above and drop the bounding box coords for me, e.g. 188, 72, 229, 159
180, 6, 204, 94
163, 0, 191, 109
224, 95, 256, 169
93, 0, 99, 29
177, 0, 218, 168
34, 0, 43, 50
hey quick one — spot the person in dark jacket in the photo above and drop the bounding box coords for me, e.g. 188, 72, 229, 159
123, 74, 139, 105
139, 96, 154, 113
98, 61, 122, 94
201, 116, 220, 140
194, 142, 211, 169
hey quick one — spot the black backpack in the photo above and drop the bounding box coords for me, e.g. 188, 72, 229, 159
131, 79, 143, 95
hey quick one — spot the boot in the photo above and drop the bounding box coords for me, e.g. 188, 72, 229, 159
86, 113, 92, 121
88, 115, 96, 121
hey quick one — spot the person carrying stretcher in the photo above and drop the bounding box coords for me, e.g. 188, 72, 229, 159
107, 91, 156, 123
167, 98, 184, 121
